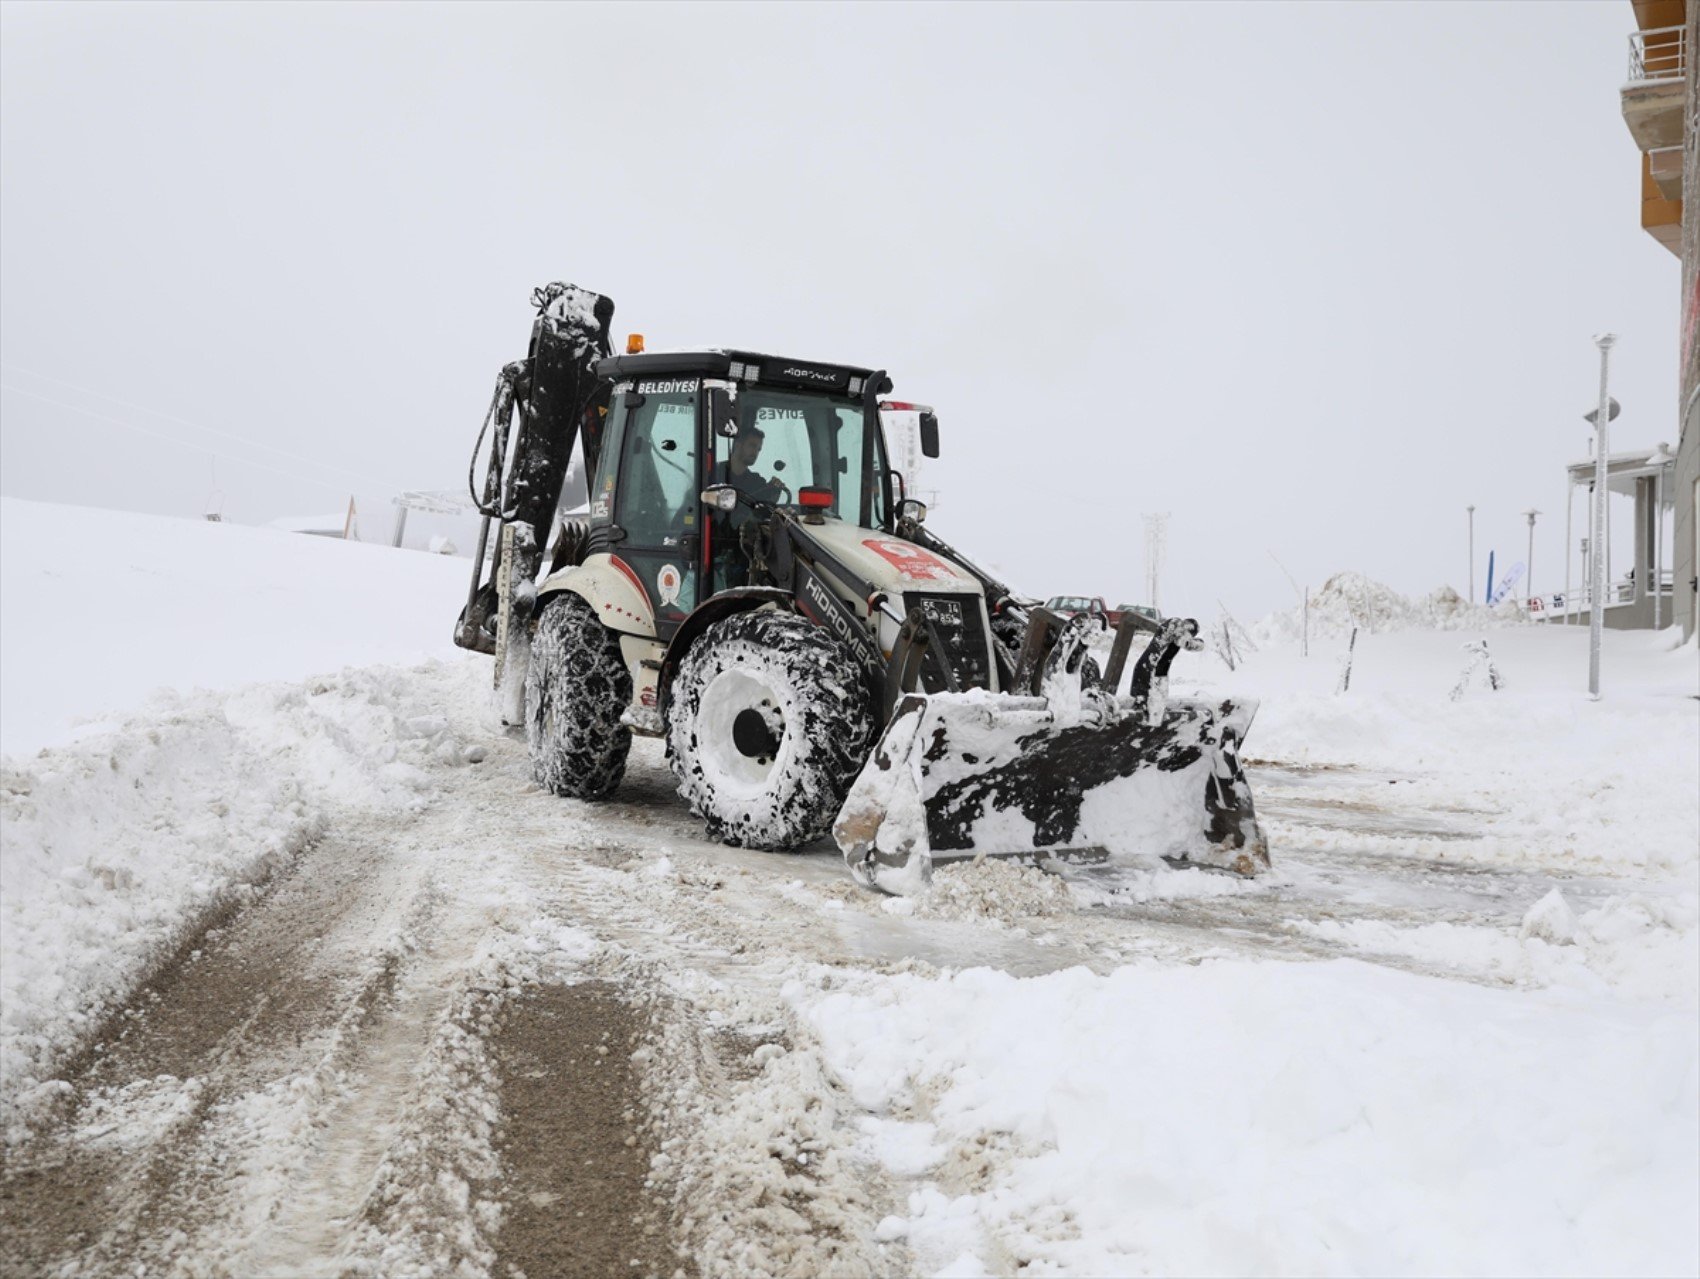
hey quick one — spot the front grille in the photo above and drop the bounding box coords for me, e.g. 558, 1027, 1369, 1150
904, 592, 994, 692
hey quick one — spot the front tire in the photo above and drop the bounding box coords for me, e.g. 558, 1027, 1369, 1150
667, 609, 874, 850
526, 593, 632, 799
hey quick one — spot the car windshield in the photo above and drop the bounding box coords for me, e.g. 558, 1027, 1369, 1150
714, 387, 888, 529
1048, 596, 1094, 611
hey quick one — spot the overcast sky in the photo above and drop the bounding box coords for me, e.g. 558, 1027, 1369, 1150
0, 1, 1678, 620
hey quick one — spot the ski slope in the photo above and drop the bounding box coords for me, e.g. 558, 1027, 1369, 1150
1, 502, 1695, 1277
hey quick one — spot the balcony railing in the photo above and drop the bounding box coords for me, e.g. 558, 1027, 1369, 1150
1629, 25, 1687, 83
1532, 572, 1674, 618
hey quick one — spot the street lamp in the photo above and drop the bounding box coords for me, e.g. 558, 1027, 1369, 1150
1583, 334, 1617, 698
1522, 509, 1540, 606
1467, 505, 1476, 602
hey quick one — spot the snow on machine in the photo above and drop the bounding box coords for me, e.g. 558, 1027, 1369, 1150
452, 282, 1268, 893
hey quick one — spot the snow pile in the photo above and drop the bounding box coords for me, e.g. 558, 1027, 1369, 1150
1250, 571, 1527, 647
796, 959, 1699, 1277
1520, 885, 1579, 944
894, 859, 1073, 925
0, 664, 474, 1129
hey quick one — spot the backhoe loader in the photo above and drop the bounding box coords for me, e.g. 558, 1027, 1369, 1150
454, 282, 1268, 893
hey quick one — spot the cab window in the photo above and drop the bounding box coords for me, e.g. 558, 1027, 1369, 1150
714, 389, 887, 528
616, 393, 698, 546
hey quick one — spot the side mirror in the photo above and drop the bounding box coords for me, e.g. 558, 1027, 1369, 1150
898, 498, 927, 525
709, 388, 739, 438
919, 411, 940, 459
701, 485, 739, 512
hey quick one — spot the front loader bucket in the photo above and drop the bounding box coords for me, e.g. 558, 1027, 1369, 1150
834, 690, 1269, 895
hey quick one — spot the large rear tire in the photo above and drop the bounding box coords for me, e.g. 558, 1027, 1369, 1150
526, 593, 632, 799
667, 609, 874, 850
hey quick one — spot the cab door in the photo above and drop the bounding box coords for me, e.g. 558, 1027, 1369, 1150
604, 382, 703, 638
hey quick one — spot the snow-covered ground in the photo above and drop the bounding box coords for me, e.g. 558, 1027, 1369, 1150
0, 496, 471, 753
1, 505, 1695, 1276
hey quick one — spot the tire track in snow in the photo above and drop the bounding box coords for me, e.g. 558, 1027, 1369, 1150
0, 810, 446, 1277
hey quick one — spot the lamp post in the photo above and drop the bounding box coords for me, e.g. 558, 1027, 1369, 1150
1522, 509, 1540, 607
1584, 334, 1617, 698
1467, 505, 1476, 602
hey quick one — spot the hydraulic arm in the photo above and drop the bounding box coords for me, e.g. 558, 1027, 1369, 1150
456, 284, 615, 715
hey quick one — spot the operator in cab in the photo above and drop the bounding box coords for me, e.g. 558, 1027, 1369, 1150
710, 423, 782, 588
711, 424, 783, 507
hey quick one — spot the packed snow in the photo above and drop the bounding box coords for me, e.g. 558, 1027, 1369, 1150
1, 509, 1694, 1275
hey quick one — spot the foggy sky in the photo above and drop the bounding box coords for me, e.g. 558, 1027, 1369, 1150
0, 1, 1678, 620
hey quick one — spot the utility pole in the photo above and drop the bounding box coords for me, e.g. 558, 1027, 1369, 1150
1586, 334, 1616, 699
1142, 513, 1168, 614
1467, 505, 1476, 602
1522, 509, 1540, 606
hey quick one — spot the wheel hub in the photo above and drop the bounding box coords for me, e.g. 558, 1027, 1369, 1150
692, 668, 791, 792
733, 707, 782, 762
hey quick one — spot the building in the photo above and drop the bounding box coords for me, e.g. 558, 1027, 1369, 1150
1558, 447, 1679, 628
1619, 0, 1700, 636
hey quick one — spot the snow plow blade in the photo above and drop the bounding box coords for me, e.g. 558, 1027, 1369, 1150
834, 688, 1269, 896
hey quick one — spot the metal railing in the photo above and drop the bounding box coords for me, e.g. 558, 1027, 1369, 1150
1533, 573, 1673, 618
1629, 25, 1687, 83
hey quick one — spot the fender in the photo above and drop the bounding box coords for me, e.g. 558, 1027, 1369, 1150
658, 587, 794, 715
793, 558, 883, 679
537, 552, 657, 638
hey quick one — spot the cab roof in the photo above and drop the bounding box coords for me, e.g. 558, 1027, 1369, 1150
596, 349, 893, 397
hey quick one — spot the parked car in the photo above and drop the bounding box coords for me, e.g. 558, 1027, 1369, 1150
1116, 603, 1161, 624
1043, 595, 1119, 625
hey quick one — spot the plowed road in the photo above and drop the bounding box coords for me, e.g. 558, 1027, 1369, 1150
1, 664, 1618, 1278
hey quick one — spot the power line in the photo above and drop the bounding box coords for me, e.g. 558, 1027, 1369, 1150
0, 361, 402, 493
1, 382, 369, 497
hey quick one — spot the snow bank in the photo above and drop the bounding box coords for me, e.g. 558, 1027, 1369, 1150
0, 663, 478, 1132
0, 497, 472, 754
793, 958, 1699, 1277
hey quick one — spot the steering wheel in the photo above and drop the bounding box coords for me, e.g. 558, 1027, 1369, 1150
766, 478, 792, 506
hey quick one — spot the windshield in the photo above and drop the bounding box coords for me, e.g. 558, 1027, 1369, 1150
1048, 596, 1094, 611
714, 387, 888, 529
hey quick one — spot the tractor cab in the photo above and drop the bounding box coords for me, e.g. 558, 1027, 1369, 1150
588, 350, 901, 637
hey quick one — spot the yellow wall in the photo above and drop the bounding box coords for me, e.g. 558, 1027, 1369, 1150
1642, 153, 1683, 255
